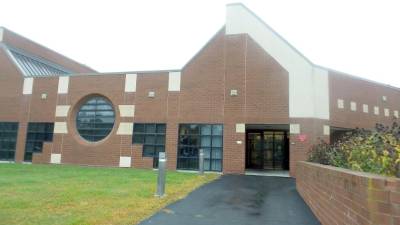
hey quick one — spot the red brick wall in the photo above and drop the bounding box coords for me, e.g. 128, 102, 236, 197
297, 161, 400, 225
330, 71, 400, 129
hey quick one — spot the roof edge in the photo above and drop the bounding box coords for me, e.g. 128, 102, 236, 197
0, 26, 97, 73
29, 69, 182, 78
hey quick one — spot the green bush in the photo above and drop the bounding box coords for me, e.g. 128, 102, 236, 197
308, 122, 400, 177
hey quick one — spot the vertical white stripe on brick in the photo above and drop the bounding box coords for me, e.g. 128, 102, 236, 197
55, 105, 70, 117
290, 124, 300, 134
50, 154, 61, 164
350, 101, 357, 111
125, 74, 137, 92
384, 108, 390, 117
168, 71, 181, 91
363, 104, 369, 113
337, 99, 344, 109
57, 76, 69, 94
23, 77, 34, 95
374, 106, 380, 115
119, 157, 131, 167
54, 122, 68, 134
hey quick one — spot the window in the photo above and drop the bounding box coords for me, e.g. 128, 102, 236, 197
177, 124, 223, 172
0, 122, 18, 161
24, 123, 54, 161
132, 123, 166, 167
76, 96, 115, 142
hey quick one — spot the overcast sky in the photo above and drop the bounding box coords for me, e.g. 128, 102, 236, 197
1, 0, 399, 87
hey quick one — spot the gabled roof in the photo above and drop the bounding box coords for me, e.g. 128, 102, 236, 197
0, 26, 96, 76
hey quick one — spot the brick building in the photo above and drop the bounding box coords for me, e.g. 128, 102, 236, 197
0, 4, 398, 176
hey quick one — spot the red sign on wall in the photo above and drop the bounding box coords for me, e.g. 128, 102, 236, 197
297, 134, 307, 142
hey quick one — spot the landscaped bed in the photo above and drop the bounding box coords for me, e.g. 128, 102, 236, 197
0, 164, 218, 225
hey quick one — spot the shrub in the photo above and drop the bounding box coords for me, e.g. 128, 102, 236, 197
308, 121, 400, 177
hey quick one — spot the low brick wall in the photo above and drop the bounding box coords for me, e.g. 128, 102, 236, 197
296, 161, 400, 225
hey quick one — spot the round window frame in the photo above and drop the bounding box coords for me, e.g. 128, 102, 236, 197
72, 95, 117, 145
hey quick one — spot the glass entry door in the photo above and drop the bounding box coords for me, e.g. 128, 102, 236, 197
246, 130, 289, 170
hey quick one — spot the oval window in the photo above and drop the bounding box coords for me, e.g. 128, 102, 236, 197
76, 96, 115, 142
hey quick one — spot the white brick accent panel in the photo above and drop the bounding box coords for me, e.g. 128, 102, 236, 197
118, 105, 135, 117
290, 124, 300, 134
117, 122, 133, 135
55, 105, 70, 117
337, 99, 344, 109
57, 76, 69, 94
323, 125, 330, 136
384, 108, 390, 117
363, 104, 369, 113
50, 154, 61, 164
235, 123, 245, 133
374, 106, 380, 115
350, 101, 357, 111
23, 77, 33, 95
125, 74, 137, 92
54, 122, 68, 134
119, 157, 131, 167
168, 71, 181, 91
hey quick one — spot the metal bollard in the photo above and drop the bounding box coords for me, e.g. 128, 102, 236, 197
199, 148, 204, 175
155, 152, 167, 197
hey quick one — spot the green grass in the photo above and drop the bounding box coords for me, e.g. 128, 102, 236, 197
0, 164, 218, 225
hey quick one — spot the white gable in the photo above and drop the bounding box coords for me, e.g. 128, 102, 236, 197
226, 4, 329, 120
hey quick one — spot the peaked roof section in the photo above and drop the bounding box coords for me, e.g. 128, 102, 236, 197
0, 26, 96, 76
225, 3, 399, 91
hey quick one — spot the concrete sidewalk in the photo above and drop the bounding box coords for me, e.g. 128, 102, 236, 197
140, 175, 320, 225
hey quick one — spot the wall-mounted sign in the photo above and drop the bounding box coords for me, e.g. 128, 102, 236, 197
297, 134, 307, 142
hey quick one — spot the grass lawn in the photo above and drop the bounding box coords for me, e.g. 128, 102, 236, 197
0, 164, 218, 225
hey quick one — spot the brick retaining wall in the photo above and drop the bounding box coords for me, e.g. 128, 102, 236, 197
296, 161, 400, 225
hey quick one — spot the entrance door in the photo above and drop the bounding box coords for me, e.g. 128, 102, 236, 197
246, 130, 289, 170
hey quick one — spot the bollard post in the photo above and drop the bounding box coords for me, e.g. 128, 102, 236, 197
199, 148, 204, 175
155, 152, 167, 197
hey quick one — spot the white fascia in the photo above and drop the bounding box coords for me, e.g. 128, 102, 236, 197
225, 4, 329, 120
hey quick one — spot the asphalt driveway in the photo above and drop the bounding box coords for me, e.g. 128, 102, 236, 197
140, 175, 320, 225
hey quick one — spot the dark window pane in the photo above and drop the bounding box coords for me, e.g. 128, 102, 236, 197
156, 124, 166, 134
156, 135, 165, 145
212, 136, 223, 147
212, 125, 223, 135
133, 124, 145, 133
132, 134, 145, 144
143, 145, 155, 157
177, 124, 223, 172
145, 135, 156, 144
24, 122, 54, 161
132, 123, 166, 158
201, 136, 211, 147
145, 124, 156, 133
201, 125, 211, 135
76, 96, 115, 142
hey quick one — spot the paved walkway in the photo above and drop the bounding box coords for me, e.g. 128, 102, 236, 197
140, 175, 321, 225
